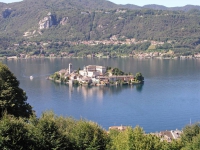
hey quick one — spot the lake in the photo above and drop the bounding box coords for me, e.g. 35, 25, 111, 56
2, 58, 200, 132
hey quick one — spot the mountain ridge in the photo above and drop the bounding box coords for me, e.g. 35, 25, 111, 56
1, 0, 200, 40
1, 0, 200, 11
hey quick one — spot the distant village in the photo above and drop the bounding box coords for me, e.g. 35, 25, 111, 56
48, 63, 144, 86
3, 36, 200, 59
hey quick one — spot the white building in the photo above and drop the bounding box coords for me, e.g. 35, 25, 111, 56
79, 65, 106, 77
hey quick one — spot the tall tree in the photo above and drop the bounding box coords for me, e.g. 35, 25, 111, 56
181, 123, 200, 144
70, 120, 108, 150
0, 62, 33, 118
30, 112, 72, 150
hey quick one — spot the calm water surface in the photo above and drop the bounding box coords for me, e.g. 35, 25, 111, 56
3, 58, 200, 132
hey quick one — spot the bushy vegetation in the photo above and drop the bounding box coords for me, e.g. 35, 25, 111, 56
111, 68, 125, 76
106, 66, 132, 76
49, 72, 68, 83
134, 72, 144, 83
1, 111, 200, 150
0, 112, 108, 150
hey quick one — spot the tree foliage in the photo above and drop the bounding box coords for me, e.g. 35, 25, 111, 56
1, 111, 200, 150
180, 123, 200, 150
181, 123, 200, 144
182, 133, 200, 150
109, 126, 164, 150
29, 112, 72, 150
134, 72, 144, 83
0, 115, 34, 150
112, 68, 125, 76
0, 112, 109, 150
0, 62, 33, 118
70, 120, 108, 150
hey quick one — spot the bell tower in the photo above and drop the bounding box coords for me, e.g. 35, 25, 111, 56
69, 63, 72, 74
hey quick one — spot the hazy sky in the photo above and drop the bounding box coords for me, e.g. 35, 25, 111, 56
0, 0, 200, 7
0, 0, 22, 3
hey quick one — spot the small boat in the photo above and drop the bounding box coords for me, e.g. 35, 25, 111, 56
30, 76, 33, 80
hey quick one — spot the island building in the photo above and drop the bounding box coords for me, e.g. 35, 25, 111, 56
55, 63, 134, 85
79, 65, 106, 77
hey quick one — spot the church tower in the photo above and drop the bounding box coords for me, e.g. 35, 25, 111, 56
69, 63, 72, 74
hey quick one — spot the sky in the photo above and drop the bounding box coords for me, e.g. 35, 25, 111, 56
0, 0, 200, 7
0, 0, 22, 3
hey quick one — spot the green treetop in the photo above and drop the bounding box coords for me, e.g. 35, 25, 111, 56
134, 72, 144, 83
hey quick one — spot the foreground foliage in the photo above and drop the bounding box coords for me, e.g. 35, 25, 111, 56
0, 62, 33, 118
0, 112, 200, 150
0, 112, 108, 150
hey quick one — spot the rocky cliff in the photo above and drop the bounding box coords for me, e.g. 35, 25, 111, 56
39, 12, 53, 29
2, 8, 12, 18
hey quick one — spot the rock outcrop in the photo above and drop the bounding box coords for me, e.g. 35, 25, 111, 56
2, 8, 12, 18
60, 17, 68, 25
39, 12, 53, 29
23, 30, 37, 38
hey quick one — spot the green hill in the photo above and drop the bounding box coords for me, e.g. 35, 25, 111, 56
1, 0, 200, 57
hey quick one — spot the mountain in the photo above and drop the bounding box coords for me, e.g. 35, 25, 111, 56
0, 0, 200, 57
170, 5, 200, 12
143, 4, 168, 10
142, 4, 200, 11
120, 4, 141, 10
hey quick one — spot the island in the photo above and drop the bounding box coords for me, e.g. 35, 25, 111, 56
48, 63, 144, 86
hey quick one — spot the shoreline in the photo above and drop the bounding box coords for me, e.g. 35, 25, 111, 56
47, 76, 144, 87
1, 55, 200, 60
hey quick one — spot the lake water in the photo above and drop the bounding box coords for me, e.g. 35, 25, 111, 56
2, 58, 200, 132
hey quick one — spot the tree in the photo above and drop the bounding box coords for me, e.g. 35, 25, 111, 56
112, 68, 124, 76
182, 133, 200, 150
30, 112, 72, 150
70, 120, 108, 150
0, 62, 33, 118
0, 114, 34, 150
138, 42, 151, 51
109, 126, 163, 150
134, 72, 144, 83
181, 123, 200, 144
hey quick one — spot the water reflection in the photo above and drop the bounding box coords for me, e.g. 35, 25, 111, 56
135, 84, 144, 92
70, 84, 143, 101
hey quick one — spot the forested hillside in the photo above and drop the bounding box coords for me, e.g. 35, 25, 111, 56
1, 0, 200, 57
